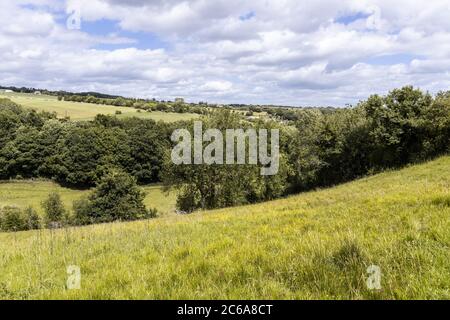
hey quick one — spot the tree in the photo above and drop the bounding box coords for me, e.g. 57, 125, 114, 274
0, 99, 22, 150
126, 120, 169, 183
72, 197, 93, 225
163, 111, 289, 212
0, 126, 42, 178
363, 86, 432, 166
42, 192, 66, 226
421, 95, 450, 156
73, 169, 153, 224
53, 125, 131, 186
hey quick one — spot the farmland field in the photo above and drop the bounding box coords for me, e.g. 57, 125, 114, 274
0, 180, 177, 216
0, 92, 200, 122
0, 156, 449, 299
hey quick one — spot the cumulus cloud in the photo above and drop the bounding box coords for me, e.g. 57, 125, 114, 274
0, 0, 450, 105
200, 81, 233, 92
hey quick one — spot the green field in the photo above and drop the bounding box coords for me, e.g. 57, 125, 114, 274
0, 92, 200, 122
0, 157, 449, 299
0, 181, 177, 216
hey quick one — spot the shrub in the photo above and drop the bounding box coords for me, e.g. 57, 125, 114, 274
72, 197, 93, 225
42, 192, 66, 227
176, 189, 200, 213
115, 110, 122, 115
73, 169, 153, 224
24, 206, 41, 230
0, 206, 27, 232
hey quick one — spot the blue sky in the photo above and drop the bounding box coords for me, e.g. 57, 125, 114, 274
336, 12, 371, 25
80, 19, 169, 51
1, 0, 449, 106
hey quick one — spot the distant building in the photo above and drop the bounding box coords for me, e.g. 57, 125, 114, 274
1, 89, 13, 93
34, 91, 42, 95
175, 97, 184, 103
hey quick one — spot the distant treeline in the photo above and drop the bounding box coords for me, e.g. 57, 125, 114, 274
1, 86, 450, 214
1, 85, 337, 120
61, 94, 208, 115
60, 93, 322, 120
0, 85, 122, 99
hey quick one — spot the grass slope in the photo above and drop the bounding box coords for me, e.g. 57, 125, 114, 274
0, 157, 449, 299
0, 181, 177, 216
0, 93, 200, 122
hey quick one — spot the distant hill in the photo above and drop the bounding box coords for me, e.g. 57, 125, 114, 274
0, 85, 122, 99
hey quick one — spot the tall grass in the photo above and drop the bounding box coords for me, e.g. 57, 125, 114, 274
0, 157, 449, 299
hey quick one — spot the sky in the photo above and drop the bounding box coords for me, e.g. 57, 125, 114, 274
1, 0, 450, 106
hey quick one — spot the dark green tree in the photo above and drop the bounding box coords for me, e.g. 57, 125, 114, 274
74, 169, 152, 224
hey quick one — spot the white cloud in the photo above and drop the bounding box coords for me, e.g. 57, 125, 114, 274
0, 0, 450, 105
200, 81, 233, 92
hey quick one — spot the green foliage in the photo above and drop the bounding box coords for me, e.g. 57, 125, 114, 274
0, 206, 27, 232
0, 112, 169, 186
164, 111, 289, 212
287, 86, 449, 191
362, 86, 433, 166
3, 85, 450, 215
51, 125, 132, 186
1, 156, 449, 298
41, 192, 66, 225
0, 180, 174, 220
72, 197, 93, 225
0, 205, 40, 232
23, 206, 41, 230
73, 169, 155, 224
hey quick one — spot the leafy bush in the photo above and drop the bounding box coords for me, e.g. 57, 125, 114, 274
0, 206, 27, 232
23, 206, 41, 230
73, 169, 156, 224
72, 197, 94, 226
42, 192, 66, 227
0, 206, 40, 232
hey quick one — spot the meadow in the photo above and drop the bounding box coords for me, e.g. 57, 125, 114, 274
0, 156, 448, 299
0, 180, 177, 216
0, 92, 200, 122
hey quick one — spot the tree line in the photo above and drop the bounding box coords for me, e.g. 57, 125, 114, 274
60, 94, 208, 115
1, 86, 450, 229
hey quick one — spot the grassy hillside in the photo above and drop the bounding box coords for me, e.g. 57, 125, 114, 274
0, 181, 177, 216
0, 93, 200, 122
0, 157, 449, 299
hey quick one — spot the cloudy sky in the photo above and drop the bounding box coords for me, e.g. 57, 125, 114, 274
1, 0, 450, 106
